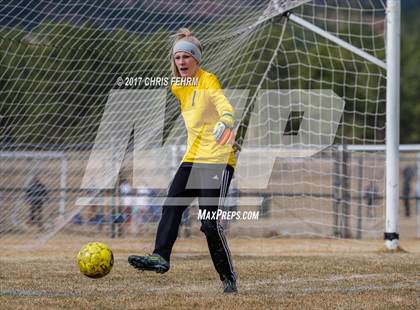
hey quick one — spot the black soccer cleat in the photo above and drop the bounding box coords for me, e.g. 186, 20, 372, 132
128, 253, 170, 274
222, 278, 238, 293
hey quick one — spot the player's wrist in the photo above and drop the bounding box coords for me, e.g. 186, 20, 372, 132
219, 112, 234, 128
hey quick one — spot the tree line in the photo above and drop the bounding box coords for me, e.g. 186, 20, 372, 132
0, 11, 418, 148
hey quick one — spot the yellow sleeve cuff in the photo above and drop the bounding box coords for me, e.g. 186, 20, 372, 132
220, 112, 234, 128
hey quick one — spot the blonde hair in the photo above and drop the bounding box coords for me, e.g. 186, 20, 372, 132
171, 28, 202, 77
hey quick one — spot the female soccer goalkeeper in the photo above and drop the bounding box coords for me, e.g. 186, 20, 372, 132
128, 28, 238, 293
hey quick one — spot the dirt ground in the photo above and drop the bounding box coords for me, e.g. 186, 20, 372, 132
1, 238, 419, 309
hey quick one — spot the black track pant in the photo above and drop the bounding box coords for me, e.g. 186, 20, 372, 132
30, 202, 43, 227
153, 162, 236, 281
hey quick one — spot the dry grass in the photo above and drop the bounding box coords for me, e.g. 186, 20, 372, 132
1, 238, 420, 309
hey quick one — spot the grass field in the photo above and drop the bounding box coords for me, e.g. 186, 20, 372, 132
1, 237, 419, 309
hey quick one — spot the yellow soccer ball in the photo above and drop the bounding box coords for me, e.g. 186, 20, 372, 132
76, 242, 114, 278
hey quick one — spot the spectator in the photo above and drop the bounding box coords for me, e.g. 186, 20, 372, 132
25, 176, 48, 229
364, 181, 379, 218
416, 178, 420, 238
180, 206, 191, 238
147, 188, 161, 222
135, 187, 160, 224
120, 178, 134, 224
136, 187, 151, 225
403, 165, 416, 217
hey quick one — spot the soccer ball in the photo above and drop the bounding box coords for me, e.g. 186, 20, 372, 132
76, 242, 114, 278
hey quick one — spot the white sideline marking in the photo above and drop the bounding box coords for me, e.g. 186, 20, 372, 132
1, 279, 417, 297
0, 290, 80, 297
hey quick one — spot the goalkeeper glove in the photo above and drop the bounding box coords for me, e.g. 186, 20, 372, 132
213, 112, 234, 145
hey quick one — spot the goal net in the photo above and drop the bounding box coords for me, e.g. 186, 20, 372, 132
0, 0, 391, 249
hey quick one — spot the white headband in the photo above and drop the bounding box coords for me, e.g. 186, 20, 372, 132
172, 40, 202, 63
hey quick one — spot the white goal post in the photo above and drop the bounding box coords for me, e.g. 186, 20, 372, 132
384, 0, 401, 250
281, 0, 401, 251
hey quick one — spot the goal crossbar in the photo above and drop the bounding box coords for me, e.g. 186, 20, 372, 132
286, 12, 387, 70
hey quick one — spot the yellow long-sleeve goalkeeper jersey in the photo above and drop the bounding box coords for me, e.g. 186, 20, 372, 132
171, 68, 236, 167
